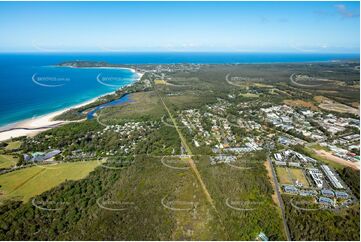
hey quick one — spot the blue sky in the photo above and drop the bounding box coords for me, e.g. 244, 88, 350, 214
0, 1, 359, 53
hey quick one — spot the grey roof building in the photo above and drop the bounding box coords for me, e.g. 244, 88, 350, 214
319, 197, 334, 206
335, 191, 349, 199
321, 189, 335, 197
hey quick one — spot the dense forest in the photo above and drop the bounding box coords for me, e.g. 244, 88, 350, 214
284, 166, 360, 241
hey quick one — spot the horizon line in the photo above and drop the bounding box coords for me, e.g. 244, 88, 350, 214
0, 51, 359, 55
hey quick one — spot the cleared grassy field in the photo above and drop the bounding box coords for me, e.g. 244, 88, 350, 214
165, 92, 210, 111
99, 91, 166, 122
5, 141, 22, 150
276, 167, 293, 185
308, 143, 330, 152
0, 160, 100, 202
314, 96, 359, 115
240, 92, 259, 98
283, 99, 319, 111
276, 167, 309, 188
289, 168, 309, 188
303, 147, 346, 170
319, 102, 359, 115
154, 79, 167, 85
0, 154, 17, 169
167, 94, 201, 105
312, 149, 358, 170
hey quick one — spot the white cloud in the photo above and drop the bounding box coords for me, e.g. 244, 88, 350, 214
334, 4, 359, 18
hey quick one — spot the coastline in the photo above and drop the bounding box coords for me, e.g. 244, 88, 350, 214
58, 65, 137, 73
0, 69, 143, 142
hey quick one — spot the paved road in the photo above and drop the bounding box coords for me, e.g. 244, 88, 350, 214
267, 156, 291, 241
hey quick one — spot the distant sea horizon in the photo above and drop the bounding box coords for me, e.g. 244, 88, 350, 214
0, 52, 359, 128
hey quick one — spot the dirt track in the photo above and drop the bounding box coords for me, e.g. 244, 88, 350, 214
264, 160, 280, 206
314, 149, 360, 170
156, 89, 216, 209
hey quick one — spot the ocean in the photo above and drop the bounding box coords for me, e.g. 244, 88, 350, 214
0, 52, 358, 127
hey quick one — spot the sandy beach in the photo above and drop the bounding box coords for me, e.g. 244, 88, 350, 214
0, 69, 143, 142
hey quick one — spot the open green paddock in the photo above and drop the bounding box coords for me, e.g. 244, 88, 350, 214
0, 154, 18, 169
0, 160, 100, 202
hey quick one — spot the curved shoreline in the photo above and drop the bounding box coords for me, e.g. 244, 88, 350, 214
0, 68, 143, 142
